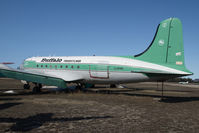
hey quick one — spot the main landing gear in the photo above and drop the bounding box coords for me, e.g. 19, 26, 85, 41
23, 84, 30, 90
23, 83, 42, 93
75, 83, 95, 92
32, 83, 42, 93
110, 84, 116, 88
157, 81, 165, 100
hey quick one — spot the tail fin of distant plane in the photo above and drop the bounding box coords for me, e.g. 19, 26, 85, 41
134, 18, 192, 74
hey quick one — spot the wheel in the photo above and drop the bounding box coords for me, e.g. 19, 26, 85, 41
23, 84, 30, 89
32, 87, 41, 93
33, 87, 37, 93
110, 84, 116, 88
38, 84, 42, 89
75, 84, 81, 90
90, 84, 95, 88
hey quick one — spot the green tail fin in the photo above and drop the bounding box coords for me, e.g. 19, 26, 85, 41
135, 18, 191, 73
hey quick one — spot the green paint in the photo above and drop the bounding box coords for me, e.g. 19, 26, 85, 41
23, 60, 189, 75
0, 69, 66, 88
133, 18, 192, 74
24, 61, 134, 72
22, 18, 192, 75
0, 18, 193, 89
134, 18, 171, 63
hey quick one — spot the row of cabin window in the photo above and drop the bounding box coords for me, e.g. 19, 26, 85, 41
36, 64, 80, 69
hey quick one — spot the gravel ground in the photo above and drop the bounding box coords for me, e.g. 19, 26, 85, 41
0, 78, 199, 133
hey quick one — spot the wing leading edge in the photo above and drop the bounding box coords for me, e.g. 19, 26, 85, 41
0, 64, 67, 88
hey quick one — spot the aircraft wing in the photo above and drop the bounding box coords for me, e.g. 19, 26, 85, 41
0, 64, 82, 88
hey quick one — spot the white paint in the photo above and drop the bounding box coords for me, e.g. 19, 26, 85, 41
176, 52, 181, 56
21, 80, 27, 84
0, 55, 191, 85
3, 90, 15, 94
26, 56, 191, 75
158, 40, 165, 46
162, 23, 167, 28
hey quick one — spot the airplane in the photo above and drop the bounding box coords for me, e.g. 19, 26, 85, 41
0, 18, 193, 93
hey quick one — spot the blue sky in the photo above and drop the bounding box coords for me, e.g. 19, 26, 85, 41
0, 0, 198, 79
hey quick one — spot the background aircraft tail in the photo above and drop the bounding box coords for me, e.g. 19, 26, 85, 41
135, 18, 191, 74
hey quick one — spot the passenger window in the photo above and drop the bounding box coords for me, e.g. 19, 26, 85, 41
77, 66, 80, 69
65, 65, 68, 68
71, 66, 73, 68
41, 65, 43, 68
60, 65, 62, 68
55, 65, 57, 69
45, 65, 48, 68
37, 65, 39, 68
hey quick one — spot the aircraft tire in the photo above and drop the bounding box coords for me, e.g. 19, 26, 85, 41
32, 87, 41, 93
110, 84, 116, 88
23, 84, 30, 89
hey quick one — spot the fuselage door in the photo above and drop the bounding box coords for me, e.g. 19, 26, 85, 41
89, 65, 109, 79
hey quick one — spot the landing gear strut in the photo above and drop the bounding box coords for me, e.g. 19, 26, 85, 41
75, 83, 95, 92
161, 81, 164, 100
75, 83, 82, 91
32, 83, 42, 93
157, 81, 165, 100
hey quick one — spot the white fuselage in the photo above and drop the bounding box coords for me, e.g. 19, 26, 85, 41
23, 56, 189, 84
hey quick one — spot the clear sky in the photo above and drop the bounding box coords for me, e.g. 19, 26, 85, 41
0, 0, 198, 79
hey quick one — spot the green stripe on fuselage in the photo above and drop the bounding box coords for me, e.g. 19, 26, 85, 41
23, 61, 133, 72
23, 60, 162, 73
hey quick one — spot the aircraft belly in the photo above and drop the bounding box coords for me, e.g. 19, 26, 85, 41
23, 68, 150, 84
86, 72, 150, 84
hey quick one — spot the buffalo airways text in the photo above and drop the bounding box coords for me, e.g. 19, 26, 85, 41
41, 58, 81, 63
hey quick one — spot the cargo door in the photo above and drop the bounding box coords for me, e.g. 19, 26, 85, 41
89, 65, 109, 79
